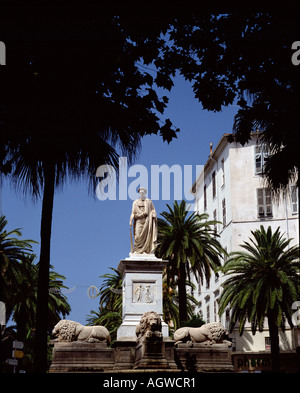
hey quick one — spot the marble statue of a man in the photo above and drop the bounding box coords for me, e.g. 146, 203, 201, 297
129, 187, 157, 254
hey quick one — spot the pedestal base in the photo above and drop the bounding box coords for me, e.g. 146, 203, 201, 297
112, 338, 178, 371
117, 256, 169, 340
134, 337, 169, 370
49, 340, 234, 372
175, 342, 234, 372
49, 341, 115, 373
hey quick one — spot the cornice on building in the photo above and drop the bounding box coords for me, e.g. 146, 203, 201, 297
191, 131, 263, 195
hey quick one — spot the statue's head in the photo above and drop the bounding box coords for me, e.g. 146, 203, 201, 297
138, 187, 147, 200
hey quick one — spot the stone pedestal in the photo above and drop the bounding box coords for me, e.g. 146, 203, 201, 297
175, 342, 234, 372
112, 339, 137, 371
116, 255, 169, 340
112, 337, 178, 371
134, 336, 169, 370
49, 341, 115, 373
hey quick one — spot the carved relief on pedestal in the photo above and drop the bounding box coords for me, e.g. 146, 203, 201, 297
132, 282, 155, 304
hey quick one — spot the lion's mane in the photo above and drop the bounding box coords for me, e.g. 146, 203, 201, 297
135, 311, 162, 339
53, 319, 78, 342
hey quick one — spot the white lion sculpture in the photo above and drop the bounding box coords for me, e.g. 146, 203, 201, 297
174, 322, 230, 345
135, 311, 163, 341
52, 319, 111, 345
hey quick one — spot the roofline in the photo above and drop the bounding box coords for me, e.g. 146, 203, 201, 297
191, 131, 263, 195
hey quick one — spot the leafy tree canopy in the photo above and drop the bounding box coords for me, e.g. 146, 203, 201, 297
1, 6, 299, 192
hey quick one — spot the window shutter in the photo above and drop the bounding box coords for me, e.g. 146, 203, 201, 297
212, 171, 216, 199
257, 188, 264, 216
222, 198, 226, 227
291, 186, 298, 214
257, 188, 272, 217
213, 209, 217, 234
255, 144, 270, 174
265, 189, 272, 216
255, 153, 262, 174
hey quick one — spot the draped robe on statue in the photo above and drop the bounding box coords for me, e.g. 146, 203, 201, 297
131, 198, 157, 254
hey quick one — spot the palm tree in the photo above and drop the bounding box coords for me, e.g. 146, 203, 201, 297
8, 254, 71, 371
87, 268, 122, 343
0, 215, 37, 320
10, 254, 71, 342
97, 268, 123, 313
87, 309, 122, 345
218, 225, 300, 373
0, 216, 70, 369
1, 111, 142, 371
0, 215, 37, 370
162, 275, 198, 333
156, 200, 226, 324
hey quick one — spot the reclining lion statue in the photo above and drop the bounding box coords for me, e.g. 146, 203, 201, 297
174, 321, 230, 345
52, 319, 111, 344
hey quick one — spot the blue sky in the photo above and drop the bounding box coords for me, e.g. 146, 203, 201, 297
1, 74, 239, 325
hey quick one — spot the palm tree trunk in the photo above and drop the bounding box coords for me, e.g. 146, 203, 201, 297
33, 162, 55, 373
178, 261, 188, 325
267, 310, 281, 373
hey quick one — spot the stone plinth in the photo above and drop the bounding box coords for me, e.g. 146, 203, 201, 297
134, 338, 169, 369
112, 339, 137, 371
116, 255, 169, 340
134, 336, 178, 370
111, 337, 177, 371
175, 342, 234, 372
49, 341, 115, 373
49, 339, 235, 372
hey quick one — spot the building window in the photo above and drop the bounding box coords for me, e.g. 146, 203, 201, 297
291, 186, 298, 214
204, 184, 207, 211
265, 337, 271, 351
206, 304, 210, 324
257, 188, 272, 217
255, 144, 270, 175
214, 300, 219, 322
205, 296, 210, 323
212, 171, 216, 199
222, 198, 226, 227
213, 209, 217, 234
221, 158, 225, 187
214, 290, 220, 322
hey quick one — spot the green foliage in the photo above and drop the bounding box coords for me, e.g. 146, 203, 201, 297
0, 215, 71, 371
162, 276, 198, 334
163, 11, 299, 190
219, 226, 300, 334
0, 214, 36, 302
181, 313, 206, 328
156, 200, 226, 323
218, 225, 299, 372
86, 268, 122, 344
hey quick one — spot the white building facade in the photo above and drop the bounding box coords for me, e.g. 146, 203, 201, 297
191, 132, 299, 360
